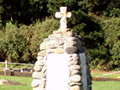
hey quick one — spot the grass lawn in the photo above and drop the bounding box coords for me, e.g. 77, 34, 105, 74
93, 81, 120, 90
92, 70, 120, 90
92, 71, 120, 78
0, 75, 32, 90
0, 73, 120, 90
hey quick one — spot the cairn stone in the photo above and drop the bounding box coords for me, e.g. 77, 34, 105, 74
69, 82, 81, 86
69, 60, 79, 65
71, 70, 80, 76
69, 65, 81, 70
65, 41, 77, 46
55, 48, 64, 54
37, 51, 46, 57
31, 79, 40, 88
65, 46, 79, 54
68, 37, 79, 41
32, 72, 45, 79
41, 65, 46, 73
65, 31, 74, 37
70, 75, 81, 83
35, 60, 44, 66
34, 65, 43, 72
32, 6, 92, 90
40, 43, 46, 50
69, 85, 80, 90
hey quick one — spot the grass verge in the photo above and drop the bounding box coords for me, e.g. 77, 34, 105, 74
0, 74, 120, 90
0, 75, 32, 90
92, 81, 120, 90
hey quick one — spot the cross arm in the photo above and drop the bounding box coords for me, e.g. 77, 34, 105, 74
55, 12, 62, 18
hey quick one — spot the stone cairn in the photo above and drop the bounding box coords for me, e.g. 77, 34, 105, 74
32, 7, 92, 90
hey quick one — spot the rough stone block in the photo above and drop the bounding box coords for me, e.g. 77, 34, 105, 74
70, 75, 81, 82
71, 70, 80, 76
65, 31, 74, 37
70, 65, 80, 70
40, 43, 46, 50
69, 60, 79, 65
55, 48, 64, 54
37, 56, 44, 61
68, 37, 79, 42
32, 72, 45, 79
31, 79, 40, 88
46, 49, 55, 54
69, 82, 81, 86
37, 51, 46, 57
40, 79, 46, 88
65, 41, 77, 46
34, 66, 43, 72
35, 60, 44, 66
70, 85, 80, 90
65, 46, 78, 54
41, 66, 46, 73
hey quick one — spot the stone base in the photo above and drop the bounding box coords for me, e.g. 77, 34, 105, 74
32, 29, 92, 90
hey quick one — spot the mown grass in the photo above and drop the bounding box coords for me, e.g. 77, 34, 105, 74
92, 71, 120, 90
0, 74, 120, 90
92, 81, 120, 90
0, 75, 32, 90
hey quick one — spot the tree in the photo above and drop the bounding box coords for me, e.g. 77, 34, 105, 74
0, 0, 4, 28
103, 18, 120, 69
0, 22, 29, 62
1, 0, 48, 25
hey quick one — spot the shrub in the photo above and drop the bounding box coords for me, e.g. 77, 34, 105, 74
104, 8, 120, 17
27, 18, 59, 60
0, 22, 28, 62
103, 18, 120, 69
0, 18, 59, 63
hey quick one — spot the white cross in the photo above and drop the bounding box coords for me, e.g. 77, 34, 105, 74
55, 7, 71, 32
5, 60, 8, 70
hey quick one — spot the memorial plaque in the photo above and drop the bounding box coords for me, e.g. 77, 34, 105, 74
46, 54, 69, 90
79, 53, 88, 90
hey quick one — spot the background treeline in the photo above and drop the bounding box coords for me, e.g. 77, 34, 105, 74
0, 0, 120, 70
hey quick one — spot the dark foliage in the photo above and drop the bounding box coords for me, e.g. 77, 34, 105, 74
0, 0, 120, 70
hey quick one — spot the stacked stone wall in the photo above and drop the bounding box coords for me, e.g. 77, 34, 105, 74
32, 29, 92, 90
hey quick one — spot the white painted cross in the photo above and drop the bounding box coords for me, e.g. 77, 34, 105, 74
5, 60, 8, 70
55, 7, 71, 32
